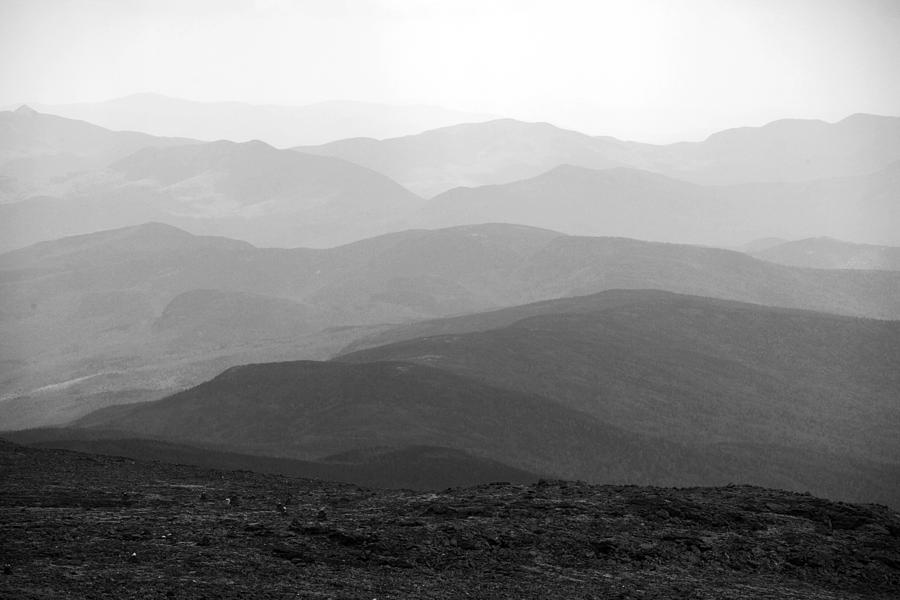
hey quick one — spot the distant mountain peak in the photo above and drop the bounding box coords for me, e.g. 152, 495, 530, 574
14, 104, 38, 116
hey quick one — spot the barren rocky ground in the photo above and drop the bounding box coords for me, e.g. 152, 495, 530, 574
1, 439, 898, 599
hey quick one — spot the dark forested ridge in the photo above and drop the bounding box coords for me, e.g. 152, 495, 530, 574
337, 290, 900, 464
68, 290, 900, 507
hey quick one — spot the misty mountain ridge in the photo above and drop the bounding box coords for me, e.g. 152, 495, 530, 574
19, 93, 497, 147
0, 104, 193, 165
6, 221, 900, 324
1, 102, 898, 509
0, 117, 424, 250
301, 112, 900, 196
108, 139, 421, 218
4, 107, 900, 253
0, 105, 195, 202
3, 222, 900, 431
297, 118, 633, 197
407, 162, 900, 246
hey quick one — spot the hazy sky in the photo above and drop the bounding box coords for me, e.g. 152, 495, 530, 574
2, 0, 899, 141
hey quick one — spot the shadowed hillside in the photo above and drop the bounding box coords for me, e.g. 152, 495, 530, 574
337, 290, 900, 466
73, 360, 726, 485
70, 346, 900, 506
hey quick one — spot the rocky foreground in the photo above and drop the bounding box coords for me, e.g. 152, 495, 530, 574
1, 440, 898, 599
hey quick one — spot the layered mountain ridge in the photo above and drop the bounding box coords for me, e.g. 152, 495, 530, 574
3, 222, 900, 432
5, 107, 900, 251
2, 100, 898, 512
300, 113, 900, 196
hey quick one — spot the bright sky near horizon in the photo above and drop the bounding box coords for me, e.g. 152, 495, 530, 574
1, 0, 899, 142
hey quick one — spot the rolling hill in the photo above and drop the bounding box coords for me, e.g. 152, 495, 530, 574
751, 237, 900, 271
4, 223, 900, 429
73, 359, 717, 485
336, 290, 900, 466
68, 350, 900, 505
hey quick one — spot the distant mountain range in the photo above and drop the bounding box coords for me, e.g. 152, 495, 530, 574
404, 162, 900, 246
300, 113, 900, 196
297, 118, 629, 197
19, 93, 496, 147
0, 105, 193, 202
0, 107, 424, 249
2, 98, 899, 508
3, 107, 900, 251
66, 290, 900, 505
2, 222, 900, 430
0, 105, 193, 167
